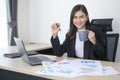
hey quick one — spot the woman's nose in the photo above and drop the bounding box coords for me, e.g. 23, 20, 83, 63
77, 18, 81, 22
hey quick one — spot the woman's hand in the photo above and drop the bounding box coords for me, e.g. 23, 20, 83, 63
88, 31, 96, 45
51, 23, 60, 39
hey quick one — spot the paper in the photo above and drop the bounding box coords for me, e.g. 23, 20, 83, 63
101, 66, 119, 75
40, 60, 77, 77
36, 59, 119, 77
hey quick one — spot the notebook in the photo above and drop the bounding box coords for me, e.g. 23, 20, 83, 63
4, 51, 38, 58
14, 37, 54, 66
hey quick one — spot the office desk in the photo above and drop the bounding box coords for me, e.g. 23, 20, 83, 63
0, 44, 120, 80
0, 43, 52, 54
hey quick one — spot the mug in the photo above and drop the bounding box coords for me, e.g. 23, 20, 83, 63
78, 30, 88, 41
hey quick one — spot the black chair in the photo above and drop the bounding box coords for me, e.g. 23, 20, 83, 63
106, 33, 119, 62
91, 18, 119, 62
91, 18, 113, 32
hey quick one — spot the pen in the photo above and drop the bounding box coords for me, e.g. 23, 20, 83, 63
56, 23, 61, 31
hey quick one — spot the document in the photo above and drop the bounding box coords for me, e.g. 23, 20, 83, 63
101, 66, 119, 75
36, 59, 119, 77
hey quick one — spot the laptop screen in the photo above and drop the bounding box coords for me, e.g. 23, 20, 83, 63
14, 37, 30, 64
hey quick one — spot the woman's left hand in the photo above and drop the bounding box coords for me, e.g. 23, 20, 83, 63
88, 31, 96, 45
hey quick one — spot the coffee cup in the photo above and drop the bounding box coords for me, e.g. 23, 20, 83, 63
78, 30, 88, 41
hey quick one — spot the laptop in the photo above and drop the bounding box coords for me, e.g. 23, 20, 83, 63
14, 37, 54, 66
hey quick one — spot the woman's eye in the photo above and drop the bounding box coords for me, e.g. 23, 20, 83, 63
74, 16, 78, 19
80, 16, 84, 18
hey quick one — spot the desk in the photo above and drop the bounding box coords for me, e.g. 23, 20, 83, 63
0, 44, 120, 80
0, 43, 52, 54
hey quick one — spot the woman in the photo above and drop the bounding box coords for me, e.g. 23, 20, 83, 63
51, 4, 107, 60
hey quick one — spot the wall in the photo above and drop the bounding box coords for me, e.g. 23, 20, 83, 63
18, 0, 29, 43
18, 0, 120, 62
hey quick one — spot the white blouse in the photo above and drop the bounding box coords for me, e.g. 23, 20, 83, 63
75, 31, 84, 58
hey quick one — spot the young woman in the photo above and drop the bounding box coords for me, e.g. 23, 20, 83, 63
51, 4, 107, 60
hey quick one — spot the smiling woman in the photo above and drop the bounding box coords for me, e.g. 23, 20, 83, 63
0, 0, 8, 48
50, 4, 107, 61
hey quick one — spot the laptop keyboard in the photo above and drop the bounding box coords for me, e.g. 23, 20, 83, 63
29, 56, 53, 62
29, 57, 41, 62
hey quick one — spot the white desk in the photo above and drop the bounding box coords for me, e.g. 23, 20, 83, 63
1, 54, 120, 80
0, 44, 120, 80
0, 43, 52, 54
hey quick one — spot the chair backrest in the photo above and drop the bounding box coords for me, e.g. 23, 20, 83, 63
107, 33, 119, 62
91, 18, 113, 32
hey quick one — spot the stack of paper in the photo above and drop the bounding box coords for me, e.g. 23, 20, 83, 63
36, 59, 119, 77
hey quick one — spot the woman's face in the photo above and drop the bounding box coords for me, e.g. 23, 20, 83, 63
73, 10, 88, 30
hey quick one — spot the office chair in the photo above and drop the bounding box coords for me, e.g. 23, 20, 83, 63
106, 33, 119, 62
91, 18, 113, 32
91, 18, 119, 62
91, 18, 114, 61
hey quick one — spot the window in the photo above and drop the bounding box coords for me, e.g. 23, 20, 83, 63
0, 0, 8, 48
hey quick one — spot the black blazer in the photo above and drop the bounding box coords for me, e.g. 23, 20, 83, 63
51, 27, 107, 60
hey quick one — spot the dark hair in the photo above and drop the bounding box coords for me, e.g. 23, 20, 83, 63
67, 4, 91, 39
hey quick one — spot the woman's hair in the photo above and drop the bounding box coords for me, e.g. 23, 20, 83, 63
67, 4, 91, 39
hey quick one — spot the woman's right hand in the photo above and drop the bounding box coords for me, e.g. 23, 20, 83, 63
51, 23, 60, 38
